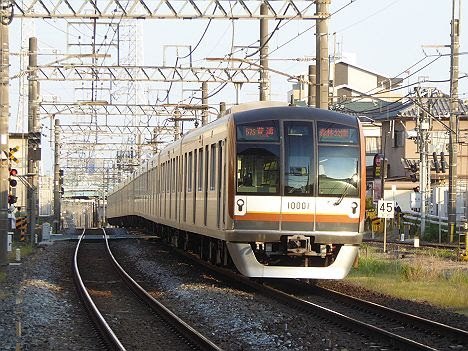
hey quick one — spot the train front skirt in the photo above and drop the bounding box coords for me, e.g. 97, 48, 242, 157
227, 243, 359, 279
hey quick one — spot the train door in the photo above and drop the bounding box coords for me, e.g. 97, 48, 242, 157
193, 149, 197, 224
183, 153, 187, 222
216, 141, 222, 228
280, 121, 316, 232
204, 145, 209, 226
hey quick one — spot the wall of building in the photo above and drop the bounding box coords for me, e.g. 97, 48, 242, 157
347, 67, 378, 95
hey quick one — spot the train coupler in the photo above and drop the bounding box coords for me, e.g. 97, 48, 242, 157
284, 235, 312, 255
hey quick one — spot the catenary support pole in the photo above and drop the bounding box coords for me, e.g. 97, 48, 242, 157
259, 3, 270, 101
307, 64, 316, 107
202, 82, 208, 126
219, 102, 226, 119
53, 118, 61, 233
0, 10, 9, 265
315, 0, 330, 109
448, 0, 460, 242
27, 37, 39, 243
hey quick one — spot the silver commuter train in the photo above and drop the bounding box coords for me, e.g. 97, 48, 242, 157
107, 102, 366, 279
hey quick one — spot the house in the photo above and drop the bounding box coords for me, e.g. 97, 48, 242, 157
287, 60, 404, 106
340, 87, 468, 217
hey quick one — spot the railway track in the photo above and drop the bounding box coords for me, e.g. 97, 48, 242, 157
363, 238, 459, 251
164, 237, 467, 351
72, 228, 222, 351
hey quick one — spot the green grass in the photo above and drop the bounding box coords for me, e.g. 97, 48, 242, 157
0, 270, 5, 283
7, 243, 36, 260
347, 252, 468, 316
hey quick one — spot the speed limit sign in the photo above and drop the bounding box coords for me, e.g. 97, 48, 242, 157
377, 200, 394, 219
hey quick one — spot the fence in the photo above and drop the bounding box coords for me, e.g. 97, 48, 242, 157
400, 211, 465, 243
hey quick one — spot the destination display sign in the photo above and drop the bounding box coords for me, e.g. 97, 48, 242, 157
237, 122, 279, 141
318, 123, 358, 144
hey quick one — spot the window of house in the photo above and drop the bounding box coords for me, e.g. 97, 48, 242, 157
394, 130, 404, 148
366, 136, 381, 154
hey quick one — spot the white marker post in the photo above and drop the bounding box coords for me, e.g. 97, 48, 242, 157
378, 200, 395, 253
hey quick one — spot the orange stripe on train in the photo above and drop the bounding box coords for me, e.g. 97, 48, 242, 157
234, 213, 359, 223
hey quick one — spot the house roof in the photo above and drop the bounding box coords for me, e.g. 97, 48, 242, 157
333, 88, 468, 122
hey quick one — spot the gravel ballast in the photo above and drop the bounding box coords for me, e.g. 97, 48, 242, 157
0, 242, 100, 351
2, 237, 466, 351
110, 239, 389, 350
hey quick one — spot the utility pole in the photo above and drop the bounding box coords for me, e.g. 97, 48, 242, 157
417, 88, 431, 237
53, 118, 61, 233
219, 102, 226, 119
307, 64, 316, 107
259, 3, 270, 101
448, 0, 460, 242
316, 0, 330, 109
0, 3, 10, 265
27, 37, 39, 243
202, 82, 208, 126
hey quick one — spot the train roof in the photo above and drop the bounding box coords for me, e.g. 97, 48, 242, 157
233, 105, 359, 127
108, 104, 359, 195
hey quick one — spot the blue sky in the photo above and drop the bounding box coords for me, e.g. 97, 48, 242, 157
6, 0, 467, 176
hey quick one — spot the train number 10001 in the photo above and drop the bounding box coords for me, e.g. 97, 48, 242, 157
287, 201, 310, 210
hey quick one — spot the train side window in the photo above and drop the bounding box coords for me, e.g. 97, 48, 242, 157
210, 144, 216, 191
156, 166, 159, 191
198, 147, 203, 191
188, 152, 193, 192
166, 161, 170, 193
172, 158, 175, 193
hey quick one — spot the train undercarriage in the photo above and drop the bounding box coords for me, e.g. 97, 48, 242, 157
109, 215, 358, 279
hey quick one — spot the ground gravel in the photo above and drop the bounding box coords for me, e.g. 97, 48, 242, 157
0, 241, 100, 351
319, 280, 468, 331
110, 239, 388, 351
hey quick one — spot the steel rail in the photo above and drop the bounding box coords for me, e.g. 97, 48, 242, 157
102, 229, 222, 351
310, 284, 468, 344
363, 238, 459, 250
168, 244, 439, 351
72, 229, 126, 351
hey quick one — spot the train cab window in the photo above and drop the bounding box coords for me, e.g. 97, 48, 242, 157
236, 144, 280, 194
236, 120, 280, 195
284, 121, 314, 195
317, 122, 360, 197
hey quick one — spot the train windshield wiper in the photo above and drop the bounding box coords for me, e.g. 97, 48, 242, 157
333, 173, 358, 206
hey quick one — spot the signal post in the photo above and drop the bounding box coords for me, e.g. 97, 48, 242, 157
27, 37, 40, 243
0, 3, 10, 265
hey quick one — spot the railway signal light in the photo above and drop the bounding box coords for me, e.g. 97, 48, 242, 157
433, 152, 440, 173
8, 194, 17, 205
440, 152, 446, 173
409, 160, 419, 182
8, 168, 18, 205
9, 168, 18, 187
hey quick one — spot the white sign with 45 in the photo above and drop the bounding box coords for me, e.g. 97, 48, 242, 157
377, 200, 394, 219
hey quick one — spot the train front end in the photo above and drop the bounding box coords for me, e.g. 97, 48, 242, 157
226, 106, 365, 279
